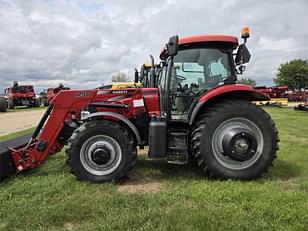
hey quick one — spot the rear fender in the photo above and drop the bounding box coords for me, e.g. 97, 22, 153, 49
189, 84, 269, 125
83, 112, 143, 145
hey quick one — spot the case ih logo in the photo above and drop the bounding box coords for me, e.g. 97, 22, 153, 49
77, 91, 92, 97
112, 90, 128, 94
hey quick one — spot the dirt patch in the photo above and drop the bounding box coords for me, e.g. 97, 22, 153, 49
117, 172, 166, 193
275, 179, 299, 192
0, 109, 45, 136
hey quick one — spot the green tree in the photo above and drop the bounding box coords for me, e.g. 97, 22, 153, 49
274, 59, 308, 91
112, 72, 129, 82
237, 77, 257, 87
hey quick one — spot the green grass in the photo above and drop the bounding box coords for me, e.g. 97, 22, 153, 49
0, 127, 34, 142
0, 108, 308, 231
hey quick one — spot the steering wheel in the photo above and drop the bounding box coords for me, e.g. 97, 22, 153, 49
176, 75, 186, 80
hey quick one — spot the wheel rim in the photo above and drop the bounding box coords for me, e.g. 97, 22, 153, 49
80, 135, 122, 176
212, 117, 264, 170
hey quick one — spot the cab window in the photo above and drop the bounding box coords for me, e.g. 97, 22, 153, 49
170, 48, 231, 119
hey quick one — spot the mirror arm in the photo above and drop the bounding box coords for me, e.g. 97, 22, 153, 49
149, 55, 156, 87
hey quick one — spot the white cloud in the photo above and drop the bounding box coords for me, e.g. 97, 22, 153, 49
258, 36, 297, 52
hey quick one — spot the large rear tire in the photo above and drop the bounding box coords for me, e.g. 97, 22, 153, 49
0, 97, 6, 112
66, 120, 137, 183
191, 100, 279, 180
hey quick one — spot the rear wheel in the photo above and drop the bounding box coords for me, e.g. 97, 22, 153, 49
191, 100, 279, 180
0, 97, 6, 112
66, 120, 137, 183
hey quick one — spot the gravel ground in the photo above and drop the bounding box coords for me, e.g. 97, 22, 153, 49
0, 109, 45, 136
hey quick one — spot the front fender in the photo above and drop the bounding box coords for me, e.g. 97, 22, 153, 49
83, 111, 142, 145
189, 84, 269, 125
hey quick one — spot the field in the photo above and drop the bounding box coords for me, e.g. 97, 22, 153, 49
0, 108, 307, 231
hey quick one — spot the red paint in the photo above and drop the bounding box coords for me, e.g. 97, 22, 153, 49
9, 88, 161, 172
7, 85, 36, 100
141, 88, 160, 116
47, 86, 70, 102
254, 85, 288, 99
179, 35, 238, 46
160, 34, 239, 59
198, 84, 269, 103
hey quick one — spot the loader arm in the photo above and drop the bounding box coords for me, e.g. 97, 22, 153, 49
3, 90, 96, 176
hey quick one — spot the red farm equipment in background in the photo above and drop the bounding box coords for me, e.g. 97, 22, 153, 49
0, 27, 279, 184
4, 81, 39, 109
254, 85, 288, 107
287, 90, 308, 102
254, 85, 288, 98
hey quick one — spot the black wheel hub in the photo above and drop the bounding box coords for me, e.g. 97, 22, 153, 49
91, 147, 111, 165
222, 128, 257, 161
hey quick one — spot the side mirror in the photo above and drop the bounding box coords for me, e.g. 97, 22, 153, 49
235, 43, 251, 65
167, 35, 179, 57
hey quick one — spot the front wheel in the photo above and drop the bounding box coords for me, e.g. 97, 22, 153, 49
66, 120, 136, 183
191, 100, 279, 180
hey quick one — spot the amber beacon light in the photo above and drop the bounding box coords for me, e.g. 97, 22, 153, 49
241, 27, 250, 39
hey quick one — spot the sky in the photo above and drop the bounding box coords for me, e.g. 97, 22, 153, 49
0, 0, 307, 93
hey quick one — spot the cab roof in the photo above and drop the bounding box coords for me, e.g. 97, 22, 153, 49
160, 34, 238, 60
179, 35, 238, 46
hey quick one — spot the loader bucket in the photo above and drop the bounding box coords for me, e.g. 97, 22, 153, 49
0, 132, 32, 182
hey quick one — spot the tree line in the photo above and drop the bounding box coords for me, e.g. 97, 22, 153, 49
238, 59, 308, 90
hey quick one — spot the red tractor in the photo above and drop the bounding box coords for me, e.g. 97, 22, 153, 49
5, 81, 39, 109
0, 28, 279, 183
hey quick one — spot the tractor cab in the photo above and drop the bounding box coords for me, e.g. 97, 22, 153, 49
139, 63, 152, 87
158, 28, 251, 121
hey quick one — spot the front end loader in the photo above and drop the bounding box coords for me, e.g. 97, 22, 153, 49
0, 28, 279, 183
